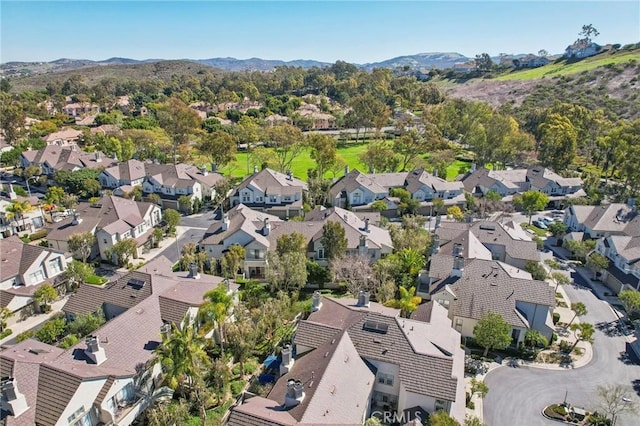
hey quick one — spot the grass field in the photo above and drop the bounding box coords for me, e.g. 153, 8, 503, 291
494, 49, 640, 81
222, 141, 471, 181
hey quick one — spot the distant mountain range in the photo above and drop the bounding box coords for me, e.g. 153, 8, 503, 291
0, 52, 491, 76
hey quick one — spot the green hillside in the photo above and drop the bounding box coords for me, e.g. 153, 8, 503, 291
495, 49, 640, 81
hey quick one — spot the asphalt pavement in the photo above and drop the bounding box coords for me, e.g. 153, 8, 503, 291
483, 265, 640, 426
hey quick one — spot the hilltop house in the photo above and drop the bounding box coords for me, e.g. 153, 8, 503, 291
45, 195, 162, 264
0, 257, 239, 426
229, 168, 308, 219
228, 294, 465, 425
62, 102, 100, 118
564, 41, 600, 59
0, 236, 72, 318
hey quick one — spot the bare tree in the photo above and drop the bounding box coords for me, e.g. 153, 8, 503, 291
596, 384, 638, 425
330, 254, 376, 296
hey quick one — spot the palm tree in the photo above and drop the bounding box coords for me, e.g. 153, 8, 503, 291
154, 323, 209, 398
199, 284, 233, 351
4, 200, 34, 234
386, 286, 422, 318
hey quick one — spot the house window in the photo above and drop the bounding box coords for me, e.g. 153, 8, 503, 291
284, 196, 291, 202
353, 193, 362, 204
67, 406, 86, 424
49, 258, 62, 274
242, 195, 251, 203
103, 238, 108, 244
255, 196, 263, 202
317, 248, 325, 259
455, 318, 463, 332
29, 270, 45, 284
269, 195, 277, 203
435, 399, 447, 411
377, 372, 394, 386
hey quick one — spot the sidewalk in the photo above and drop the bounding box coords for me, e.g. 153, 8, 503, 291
465, 361, 502, 422
1, 296, 69, 346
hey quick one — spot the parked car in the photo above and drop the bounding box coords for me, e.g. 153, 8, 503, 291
539, 217, 554, 225
532, 219, 548, 229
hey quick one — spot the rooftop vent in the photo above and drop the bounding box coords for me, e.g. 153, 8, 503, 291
357, 290, 370, 308
0, 378, 28, 417
479, 224, 496, 231
84, 335, 106, 365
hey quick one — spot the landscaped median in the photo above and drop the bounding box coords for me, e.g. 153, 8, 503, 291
541, 403, 607, 425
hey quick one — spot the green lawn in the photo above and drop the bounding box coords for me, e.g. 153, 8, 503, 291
85, 275, 108, 285
223, 141, 471, 182
495, 49, 640, 81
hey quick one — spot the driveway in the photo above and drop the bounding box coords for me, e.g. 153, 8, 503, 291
483, 276, 640, 426
155, 211, 214, 263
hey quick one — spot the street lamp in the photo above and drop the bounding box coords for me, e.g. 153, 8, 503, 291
24, 176, 39, 197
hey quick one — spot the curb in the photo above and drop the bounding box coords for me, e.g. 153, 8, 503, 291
541, 405, 574, 424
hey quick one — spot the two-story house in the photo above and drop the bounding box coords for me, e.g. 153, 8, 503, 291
41, 128, 84, 147
46, 195, 162, 264
596, 236, 640, 293
0, 195, 46, 239
0, 256, 238, 426
20, 146, 115, 176
141, 163, 207, 209
564, 41, 600, 59
98, 159, 147, 189
228, 294, 465, 425
0, 236, 72, 318
462, 166, 583, 204
62, 102, 100, 118
229, 168, 308, 219
426, 238, 555, 345
563, 203, 638, 239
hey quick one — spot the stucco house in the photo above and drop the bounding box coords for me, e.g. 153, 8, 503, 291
596, 235, 640, 293
564, 41, 600, 59
20, 145, 115, 176
62, 102, 100, 118
425, 241, 555, 345
45, 195, 162, 264
228, 294, 465, 425
229, 168, 308, 219
0, 195, 46, 239
0, 236, 72, 317
0, 257, 238, 426
42, 128, 84, 147
563, 203, 639, 239
462, 166, 583, 203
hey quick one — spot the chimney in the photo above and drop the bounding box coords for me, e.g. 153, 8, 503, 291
188, 263, 200, 280
311, 290, 322, 312
112, 152, 118, 160
451, 256, 465, 278
262, 218, 271, 236
224, 278, 231, 292
430, 234, 440, 254
201, 166, 208, 176
221, 211, 229, 231
280, 344, 294, 376
452, 243, 463, 257
344, 165, 349, 176
286, 170, 293, 180
160, 323, 171, 340
84, 335, 107, 365
71, 212, 82, 225
7, 184, 17, 200
0, 379, 29, 417
357, 290, 370, 307
94, 151, 102, 162
364, 217, 370, 232
284, 379, 305, 408
253, 165, 258, 174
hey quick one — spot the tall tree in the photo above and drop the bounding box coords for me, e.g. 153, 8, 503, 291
587, 253, 609, 280
330, 254, 375, 296
225, 310, 257, 376
276, 232, 307, 256
568, 302, 587, 327
359, 142, 399, 173
265, 251, 307, 292
321, 221, 348, 261
307, 133, 337, 177
199, 284, 233, 351
4, 200, 34, 232
569, 322, 595, 352
619, 290, 640, 315
163, 209, 181, 235
67, 232, 97, 263
64, 260, 95, 290
110, 238, 138, 266
393, 129, 431, 171
473, 311, 512, 357
0, 94, 25, 143
197, 130, 237, 170
155, 98, 201, 164
538, 113, 578, 172
264, 124, 304, 173
154, 323, 209, 397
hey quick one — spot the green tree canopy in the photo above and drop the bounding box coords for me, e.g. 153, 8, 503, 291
473, 311, 512, 357
513, 191, 549, 224
321, 221, 347, 261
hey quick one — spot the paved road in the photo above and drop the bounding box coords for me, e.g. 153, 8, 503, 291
156, 211, 215, 263
484, 273, 640, 426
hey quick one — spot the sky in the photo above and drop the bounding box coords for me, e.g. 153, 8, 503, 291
1, 1, 639, 63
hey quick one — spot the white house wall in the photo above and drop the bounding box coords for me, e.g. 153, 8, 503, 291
367, 359, 401, 398
55, 378, 107, 426
515, 301, 554, 340
397, 383, 442, 419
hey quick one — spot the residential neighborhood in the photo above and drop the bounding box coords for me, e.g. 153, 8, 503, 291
1, 7, 639, 426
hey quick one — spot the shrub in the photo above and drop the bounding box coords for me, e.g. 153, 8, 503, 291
0, 329, 13, 340
16, 330, 34, 342
29, 229, 48, 241
232, 365, 242, 376
559, 340, 573, 353
550, 333, 558, 344
230, 380, 245, 397
553, 313, 561, 325
59, 334, 79, 349
85, 275, 108, 285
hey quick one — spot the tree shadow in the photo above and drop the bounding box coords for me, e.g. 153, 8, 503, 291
632, 379, 640, 397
